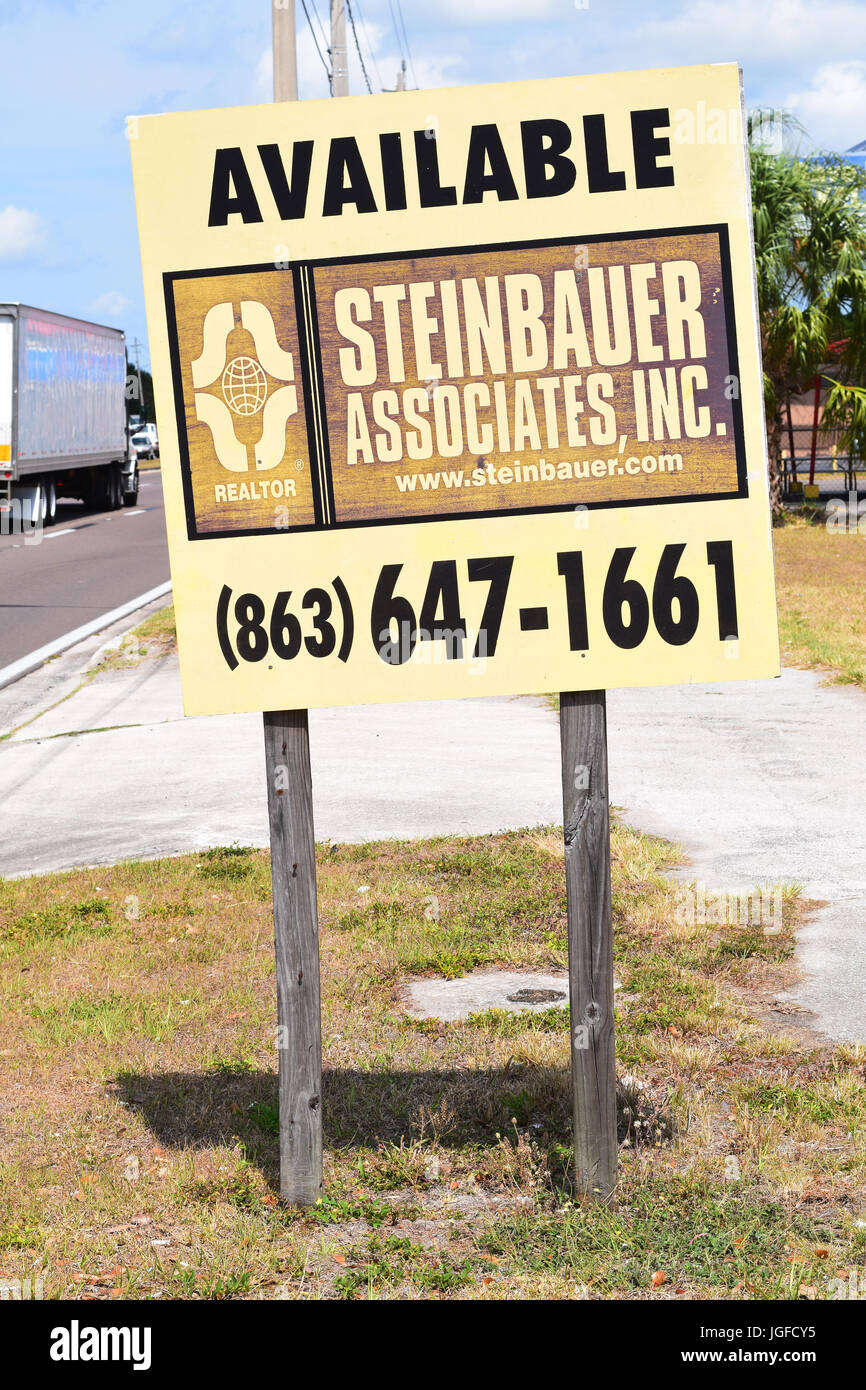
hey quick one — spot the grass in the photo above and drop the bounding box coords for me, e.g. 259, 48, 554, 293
93, 605, 176, 673
775, 515, 866, 686
2, 896, 112, 943
481, 1178, 837, 1298
0, 825, 863, 1301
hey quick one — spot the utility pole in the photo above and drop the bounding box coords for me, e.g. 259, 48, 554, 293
330, 0, 349, 97
272, 0, 298, 102
395, 60, 406, 92
129, 338, 144, 416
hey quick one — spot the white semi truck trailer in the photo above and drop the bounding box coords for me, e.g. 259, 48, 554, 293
0, 303, 138, 526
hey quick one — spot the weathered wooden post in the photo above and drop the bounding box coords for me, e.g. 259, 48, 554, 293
264, 0, 322, 1211
263, 710, 322, 1204
560, 690, 617, 1199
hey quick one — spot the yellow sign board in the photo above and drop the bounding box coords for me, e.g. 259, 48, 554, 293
130, 64, 779, 715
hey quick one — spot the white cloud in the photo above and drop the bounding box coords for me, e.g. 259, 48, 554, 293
785, 62, 866, 150
0, 205, 46, 261
255, 46, 271, 95
632, 0, 866, 148
640, 0, 866, 65
436, 0, 565, 21
386, 49, 462, 92
256, 24, 335, 103
86, 290, 130, 320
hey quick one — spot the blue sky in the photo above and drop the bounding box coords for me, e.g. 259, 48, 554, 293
1, 0, 865, 371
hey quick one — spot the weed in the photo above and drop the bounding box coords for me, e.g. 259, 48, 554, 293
3, 897, 111, 943
198, 846, 261, 882
462, 1006, 570, 1036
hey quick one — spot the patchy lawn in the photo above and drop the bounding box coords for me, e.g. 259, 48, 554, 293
93, 605, 177, 673
0, 827, 863, 1301
775, 517, 866, 686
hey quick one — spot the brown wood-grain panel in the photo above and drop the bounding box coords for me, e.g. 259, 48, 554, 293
314, 232, 739, 524
172, 270, 316, 535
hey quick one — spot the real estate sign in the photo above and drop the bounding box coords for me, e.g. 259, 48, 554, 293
131, 63, 779, 714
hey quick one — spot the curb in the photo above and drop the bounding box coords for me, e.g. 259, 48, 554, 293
0, 582, 173, 691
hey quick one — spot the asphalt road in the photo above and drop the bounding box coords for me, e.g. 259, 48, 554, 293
0, 471, 169, 666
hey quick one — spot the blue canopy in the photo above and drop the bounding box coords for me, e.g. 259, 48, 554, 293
844, 139, 866, 169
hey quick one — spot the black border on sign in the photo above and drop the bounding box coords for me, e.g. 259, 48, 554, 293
162, 264, 327, 542
163, 224, 748, 542
291, 262, 329, 528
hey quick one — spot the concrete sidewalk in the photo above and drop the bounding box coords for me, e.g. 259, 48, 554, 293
606, 672, 866, 1045
0, 640, 863, 1042
0, 650, 563, 875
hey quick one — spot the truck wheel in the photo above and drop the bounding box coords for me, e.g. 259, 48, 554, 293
31, 481, 47, 527
123, 465, 139, 508
109, 464, 123, 510
85, 472, 106, 511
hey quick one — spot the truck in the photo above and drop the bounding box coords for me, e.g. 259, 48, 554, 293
0, 303, 138, 527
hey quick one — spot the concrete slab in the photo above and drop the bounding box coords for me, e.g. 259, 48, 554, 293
403, 969, 569, 1022
0, 658, 562, 877
606, 672, 866, 1043
8, 654, 184, 740
0, 592, 174, 741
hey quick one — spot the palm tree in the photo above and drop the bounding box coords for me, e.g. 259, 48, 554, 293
749, 127, 866, 516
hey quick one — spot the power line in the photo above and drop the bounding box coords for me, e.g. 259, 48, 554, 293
300, 0, 332, 88
392, 0, 418, 88
346, 0, 373, 94
352, 0, 384, 91
308, 0, 330, 54
387, 0, 405, 68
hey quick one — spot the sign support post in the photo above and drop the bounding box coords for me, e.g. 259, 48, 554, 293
264, 711, 323, 1202
560, 690, 617, 1198
266, 2, 323, 1206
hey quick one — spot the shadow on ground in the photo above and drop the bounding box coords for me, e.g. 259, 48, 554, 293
110, 1064, 669, 1189
111, 1064, 571, 1161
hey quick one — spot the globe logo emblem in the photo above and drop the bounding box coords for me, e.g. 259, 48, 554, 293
221, 355, 268, 416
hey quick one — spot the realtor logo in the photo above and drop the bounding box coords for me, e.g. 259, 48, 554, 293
222, 354, 267, 414
190, 299, 299, 473
167, 267, 317, 536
